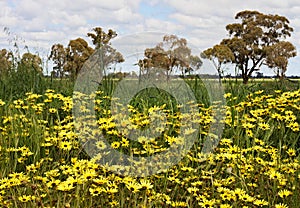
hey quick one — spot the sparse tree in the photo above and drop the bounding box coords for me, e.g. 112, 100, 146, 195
139, 35, 202, 79
87, 27, 117, 49
49, 44, 67, 78
202, 44, 234, 80
87, 27, 124, 75
265, 41, 296, 79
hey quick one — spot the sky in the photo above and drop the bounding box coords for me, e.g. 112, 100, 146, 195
1, 0, 300, 76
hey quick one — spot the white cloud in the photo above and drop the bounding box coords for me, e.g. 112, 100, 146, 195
0, 0, 300, 75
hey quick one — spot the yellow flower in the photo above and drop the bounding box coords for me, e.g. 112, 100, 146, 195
0, 99, 5, 106
138, 136, 148, 144
111, 141, 120, 149
81, 169, 97, 181
49, 108, 57, 113
286, 148, 296, 157
184, 127, 197, 135
121, 137, 129, 147
57, 181, 74, 191
245, 129, 253, 137
253, 199, 268, 206
258, 122, 270, 130
96, 140, 107, 150
255, 90, 264, 94
219, 138, 232, 146
13, 99, 24, 108
18, 195, 36, 202
275, 203, 289, 208
139, 179, 153, 190
220, 204, 232, 208
224, 93, 232, 98
93, 176, 109, 185
46, 179, 61, 188
278, 189, 292, 198
269, 170, 282, 180
45, 169, 60, 178
239, 193, 255, 202
59, 141, 72, 151
198, 198, 216, 208
89, 187, 104, 196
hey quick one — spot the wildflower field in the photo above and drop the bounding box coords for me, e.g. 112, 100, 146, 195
0, 78, 300, 208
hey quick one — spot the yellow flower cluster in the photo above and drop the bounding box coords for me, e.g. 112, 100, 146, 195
0, 89, 298, 207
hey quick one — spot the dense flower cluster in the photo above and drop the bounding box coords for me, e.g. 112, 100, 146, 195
0, 89, 299, 207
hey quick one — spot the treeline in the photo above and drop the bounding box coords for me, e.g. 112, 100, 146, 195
0, 9, 298, 99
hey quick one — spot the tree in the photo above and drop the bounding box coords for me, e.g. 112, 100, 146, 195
139, 35, 202, 79
201, 44, 234, 80
219, 10, 296, 84
64, 38, 94, 80
187, 55, 202, 75
87, 27, 117, 49
49, 44, 67, 78
48, 27, 124, 80
265, 41, 296, 79
87, 27, 124, 75
0, 49, 13, 76
19, 52, 43, 74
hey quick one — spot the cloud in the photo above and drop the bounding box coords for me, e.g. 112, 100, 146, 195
1, 0, 300, 75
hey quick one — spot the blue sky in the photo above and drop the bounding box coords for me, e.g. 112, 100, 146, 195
139, 1, 174, 21
1, 0, 300, 76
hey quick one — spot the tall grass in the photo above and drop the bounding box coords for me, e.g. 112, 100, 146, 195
0, 65, 300, 207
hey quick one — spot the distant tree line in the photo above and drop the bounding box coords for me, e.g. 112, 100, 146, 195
0, 10, 297, 84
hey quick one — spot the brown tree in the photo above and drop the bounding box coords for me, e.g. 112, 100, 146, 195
49, 44, 67, 78
139, 35, 202, 79
219, 10, 296, 83
64, 38, 94, 80
19, 52, 43, 74
87, 27, 124, 74
87, 27, 117, 49
265, 41, 296, 79
49, 27, 124, 80
0, 49, 13, 76
202, 44, 234, 80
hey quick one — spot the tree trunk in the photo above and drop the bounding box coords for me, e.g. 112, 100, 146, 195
242, 74, 249, 84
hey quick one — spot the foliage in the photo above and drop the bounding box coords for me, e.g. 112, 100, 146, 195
265, 41, 297, 78
138, 35, 202, 79
19, 52, 43, 74
64, 38, 94, 80
209, 10, 297, 84
49, 27, 124, 80
1, 21, 300, 208
201, 44, 235, 79
87, 27, 117, 49
0, 49, 13, 76
49, 44, 67, 78
0, 49, 52, 101
0, 85, 299, 207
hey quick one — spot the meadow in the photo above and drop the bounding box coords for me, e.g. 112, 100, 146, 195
0, 73, 299, 208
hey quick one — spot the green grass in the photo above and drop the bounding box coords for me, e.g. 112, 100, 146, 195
0, 72, 300, 207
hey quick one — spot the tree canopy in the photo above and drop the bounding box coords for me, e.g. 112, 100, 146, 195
87, 27, 117, 49
19, 52, 43, 74
64, 38, 94, 80
49, 27, 124, 79
201, 44, 234, 79
204, 10, 297, 83
138, 35, 202, 79
0, 49, 13, 76
49, 44, 67, 78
